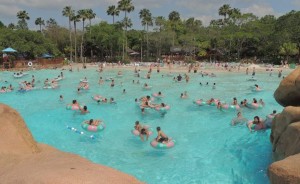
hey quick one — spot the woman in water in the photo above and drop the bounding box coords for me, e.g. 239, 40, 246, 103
247, 116, 265, 132
232, 97, 238, 105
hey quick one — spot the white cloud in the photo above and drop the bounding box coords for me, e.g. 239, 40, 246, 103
241, 4, 276, 17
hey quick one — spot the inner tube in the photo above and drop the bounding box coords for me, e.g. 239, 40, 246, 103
155, 105, 170, 112
150, 139, 175, 149
152, 93, 164, 98
194, 99, 206, 106
28, 62, 33, 67
247, 103, 263, 109
81, 120, 106, 132
66, 104, 82, 110
80, 79, 88, 83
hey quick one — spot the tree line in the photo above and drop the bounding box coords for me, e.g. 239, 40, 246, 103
0, 1, 300, 64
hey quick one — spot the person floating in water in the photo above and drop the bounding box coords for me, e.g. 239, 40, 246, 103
155, 127, 169, 143
134, 121, 150, 141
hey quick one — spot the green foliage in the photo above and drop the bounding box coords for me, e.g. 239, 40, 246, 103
0, 28, 59, 59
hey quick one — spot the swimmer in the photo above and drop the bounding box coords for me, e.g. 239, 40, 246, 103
59, 95, 63, 101
212, 83, 216, 89
87, 119, 101, 126
155, 127, 169, 143
259, 99, 265, 106
180, 91, 188, 99
123, 89, 126, 94
248, 116, 264, 132
231, 112, 247, 125
134, 121, 150, 141
232, 97, 238, 105
110, 97, 116, 104
80, 106, 90, 114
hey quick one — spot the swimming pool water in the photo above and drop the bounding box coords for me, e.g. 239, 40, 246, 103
0, 68, 286, 184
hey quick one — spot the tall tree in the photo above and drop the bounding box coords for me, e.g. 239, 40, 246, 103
219, 4, 231, 20
62, 6, 75, 62
155, 16, 166, 57
168, 11, 181, 46
78, 9, 88, 62
139, 8, 153, 61
16, 10, 30, 29
118, 0, 135, 60
86, 9, 96, 35
107, 5, 120, 24
168, 11, 180, 22
71, 14, 81, 63
35, 17, 45, 32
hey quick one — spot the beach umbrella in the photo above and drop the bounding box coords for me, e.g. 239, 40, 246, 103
2, 47, 17, 53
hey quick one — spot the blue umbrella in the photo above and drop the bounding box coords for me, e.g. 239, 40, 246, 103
2, 47, 17, 53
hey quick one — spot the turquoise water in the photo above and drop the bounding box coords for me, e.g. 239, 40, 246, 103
0, 68, 286, 184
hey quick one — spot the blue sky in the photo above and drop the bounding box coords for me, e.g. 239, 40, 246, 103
1, 0, 299, 30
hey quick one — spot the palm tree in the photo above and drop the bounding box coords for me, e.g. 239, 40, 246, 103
62, 6, 75, 62
16, 10, 30, 29
155, 16, 165, 57
107, 5, 120, 24
86, 9, 96, 58
118, 0, 135, 61
139, 9, 153, 61
71, 14, 81, 63
78, 9, 88, 63
219, 4, 231, 20
46, 18, 58, 27
35, 17, 45, 32
168, 11, 180, 46
86, 9, 96, 35
168, 11, 180, 22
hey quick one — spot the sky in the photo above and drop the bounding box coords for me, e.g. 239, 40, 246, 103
0, 0, 299, 30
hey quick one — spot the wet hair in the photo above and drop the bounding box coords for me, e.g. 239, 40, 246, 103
146, 96, 150, 99
72, 100, 76, 104
156, 127, 161, 131
233, 97, 237, 100
135, 121, 139, 125
158, 91, 161, 95
253, 98, 257, 103
254, 116, 260, 121
83, 106, 87, 110
89, 119, 93, 125
161, 103, 165, 107
273, 110, 277, 114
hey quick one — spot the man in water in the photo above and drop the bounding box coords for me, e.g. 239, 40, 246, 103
177, 74, 182, 82
155, 127, 169, 143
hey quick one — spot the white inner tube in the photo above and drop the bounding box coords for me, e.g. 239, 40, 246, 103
28, 62, 33, 67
